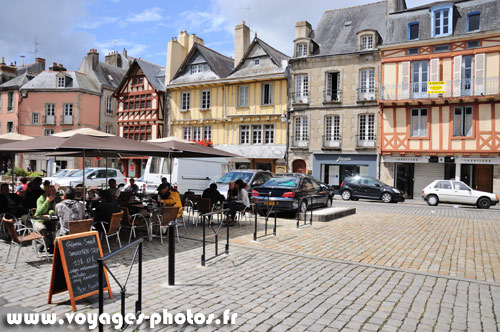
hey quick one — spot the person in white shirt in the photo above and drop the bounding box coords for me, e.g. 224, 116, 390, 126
108, 179, 121, 200
227, 179, 250, 224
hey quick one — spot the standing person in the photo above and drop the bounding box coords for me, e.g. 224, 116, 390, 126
159, 183, 183, 218
202, 183, 225, 206
26, 164, 32, 173
108, 179, 121, 200
125, 178, 139, 194
227, 179, 250, 224
33, 185, 62, 253
16, 177, 28, 195
55, 187, 85, 237
0, 183, 24, 216
23, 177, 44, 211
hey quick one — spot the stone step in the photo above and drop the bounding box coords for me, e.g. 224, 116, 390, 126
298, 207, 356, 222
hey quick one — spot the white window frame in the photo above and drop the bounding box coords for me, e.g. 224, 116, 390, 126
431, 6, 453, 37
57, 76, 65, 88
240, 125, 250, 144
360, 69, 375, 93
296, 43, 308, 57
7, 91, 14, 112
106, 96, 113, 115
360, 35, 374, 50
190, 64, 206, 74
238, 86, 249, 107
183, 127, 192, 141
294, 116, 308, 142
453, 106, 473, 137
201, 90, 210, 110
264, 124, 274, 144
203, 126, 212, 141
252, 125, 262, 144
105, 124, 113, 134
325, 115, 341, 141
63, 104, 73, 124
410, 108, 428, 137
181, 92, 190, 111
32, 112, 39, 124
192, 126, 201, 141
45, 104, 55, 124
261, 83, 273, 105
295, 75, 309, 103
358, 114, 375, 142
45, 129, 54, 136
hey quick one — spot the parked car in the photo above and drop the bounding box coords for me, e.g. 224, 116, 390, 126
42, 168, 78, 185
52, 168, 126, 188
276, 173, 335, 198
422, 180, 499, 209
251, 175, 334, 213
216, 170, 274, 197
339, 176, 405, 203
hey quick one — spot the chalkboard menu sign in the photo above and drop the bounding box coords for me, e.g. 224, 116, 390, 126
48, 231, 112, 311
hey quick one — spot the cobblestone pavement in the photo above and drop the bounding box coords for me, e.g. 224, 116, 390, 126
1, 204, 499, 331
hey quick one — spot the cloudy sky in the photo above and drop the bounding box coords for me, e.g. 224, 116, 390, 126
0, 0, 434, 70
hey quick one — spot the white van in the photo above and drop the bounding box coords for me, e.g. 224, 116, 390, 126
141, 157, 230, 196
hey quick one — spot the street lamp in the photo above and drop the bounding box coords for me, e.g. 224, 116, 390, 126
281, 108, 292, 172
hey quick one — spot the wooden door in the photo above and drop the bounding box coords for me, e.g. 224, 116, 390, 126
474, 164, 493, 192
292, 160, 306, 174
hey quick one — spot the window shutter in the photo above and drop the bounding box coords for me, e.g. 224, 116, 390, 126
400, 61, 410, 99
474, 53, 485, 95
453, 55, 462, 97
430, 59, 439, 98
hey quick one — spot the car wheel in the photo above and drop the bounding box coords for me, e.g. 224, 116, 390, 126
426, 194, 439, 206
300, 200, 308, 213
477, 197, 491, 209
326, 197, 333, 208
341, 190, 351, 201
381, 192, 393, 203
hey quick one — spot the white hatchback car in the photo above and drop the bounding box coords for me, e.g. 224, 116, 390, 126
53, 168, 127, 188
422, 180, 499, 209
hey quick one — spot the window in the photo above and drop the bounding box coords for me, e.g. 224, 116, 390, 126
45, 104, 55, 124
254, 59, 260, 66
6, 121, 14, 133
408, 48, 419, 55
63, 104, 73, 124
360, 35, 374, 50
264, 125, 274, 144
431, 5, 453, 37
434, 44, 450, 53
106, 97, 112, 115
453, 106, 473, 137
410, 109, 428, 137
182, 127, 192, 141
466, 41, 479, 49
7, 92, 14, 111
435, 181, 452, 189
32, 113, 39, 124
105, 124, 113, 134
44, 129, 54, 136
408, 22, 419, 40
57, 76, 65, 88
462, 55, 473, 96
149, 157, 162, 174
325, 115, 341, 141
358, 114, 375, 141
453, 181, 470, 191
201, 90, 210, 109
412, 61, 428, 98
192, 126, 201, 140
203, 126, 212, 141
252, 125, 262, 144
296, 43, 308, 57
190, 64, 207, 74
325, 72, 340, 102
359, 69, 375, 97
123, 101, 128, 110
295, 75, 309, 102
261, 83, 273, 105
181, 92, 190, 110
294, 116, 308, 141
238, 86, 249, 107
240, 125, 250, 144
467, 12, 480, 32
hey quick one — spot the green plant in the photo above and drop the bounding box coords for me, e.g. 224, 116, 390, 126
30, 171, 43, 177
6, 167, 30, 177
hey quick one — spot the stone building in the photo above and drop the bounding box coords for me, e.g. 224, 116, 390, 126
288, 2, 386, 188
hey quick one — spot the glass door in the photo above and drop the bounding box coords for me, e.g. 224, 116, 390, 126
412, 61, 428, 99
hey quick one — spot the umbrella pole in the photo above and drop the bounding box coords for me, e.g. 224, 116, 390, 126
11, 153, 15, 193
169, 152, 172, 184
105, 157, 108, 190
82, 150, 86, 205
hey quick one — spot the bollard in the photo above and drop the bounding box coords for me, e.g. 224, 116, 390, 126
168, 221, 175, 285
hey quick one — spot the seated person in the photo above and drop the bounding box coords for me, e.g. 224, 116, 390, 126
202, 183, 225, 207
227, 179, 250, 224
108, 179, 121, 200
125, 178, 139, 194
43, 180, 51, 190
16, 177, 28, 196
0, 183, 24, 217
227, 181, 238, 202
94, 190, 122, 232
23, 177, 45, 211
33, 185, 62, 253
158, 183, 183, 218
55, 187, 85, 237
157, 177, 169, 200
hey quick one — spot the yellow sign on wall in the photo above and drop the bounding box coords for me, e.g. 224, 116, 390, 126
427, 81, 445, 94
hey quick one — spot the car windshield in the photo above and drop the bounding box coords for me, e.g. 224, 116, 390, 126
262, 177, 299, 188
69, 169, 94, 177
52, 169, 71, 178
216, 172, 253, 184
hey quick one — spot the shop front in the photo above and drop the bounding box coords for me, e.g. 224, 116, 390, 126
313, 154, 377, 190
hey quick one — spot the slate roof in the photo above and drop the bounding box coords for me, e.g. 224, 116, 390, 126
0, 72, 34, 90
135, 58, 166, 91
312, 1, 387, 56
93, 62, 127, 89
386, 0, 500, 44
20, 71, 100, 93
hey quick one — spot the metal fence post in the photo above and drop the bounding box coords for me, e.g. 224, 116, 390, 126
201, 216, 206, 266
225, 216, 229, 254
98, 259, 104, 332
136, 241, 142, 314
254, 207, 258, 241
310, 197, 313, 225
168, 221, 175, 285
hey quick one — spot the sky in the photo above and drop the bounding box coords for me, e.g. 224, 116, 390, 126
0, 0, 435, 71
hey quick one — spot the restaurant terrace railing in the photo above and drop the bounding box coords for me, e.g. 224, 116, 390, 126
380, 77, 500, 101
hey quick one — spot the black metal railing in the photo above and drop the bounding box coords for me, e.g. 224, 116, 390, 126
296, 196, 313, 228
201, 209, 230, 266
252, 194, 277, 241
98, 237, 143, 332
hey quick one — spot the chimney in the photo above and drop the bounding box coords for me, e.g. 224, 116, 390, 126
20, 55, 25, 66
105, 50, 123, 68
123, 48, 127, 58
188, 33, 204, 51
234, 21, 250, 67
87, 48, 99, 70
166, 31, 205, 84
386, 0, 407, 15
295, 21, 312, 40
35, 57, 46, 71
49, 63, 66, 71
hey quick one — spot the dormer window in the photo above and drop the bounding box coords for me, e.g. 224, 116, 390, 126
360, 35, 374, 50
296, 43, 308, 57
190, 64, 207, 74
57, 76, 65, 88
431, 4, 453, 37
467, 12, 480, 32
408, 22, 419, 40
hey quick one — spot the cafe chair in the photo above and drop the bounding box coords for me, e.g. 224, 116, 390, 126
185, 194, 202, 225
236, 203, 255, 227
68, 219, 94, 235
194, 198, 211, 227
120, 207, 150, 243
100, 211, 124, 253
3, 217, 48, 268
151, 207, 179, 244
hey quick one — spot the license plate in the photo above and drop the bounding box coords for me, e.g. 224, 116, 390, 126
264, 201, 277, 206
